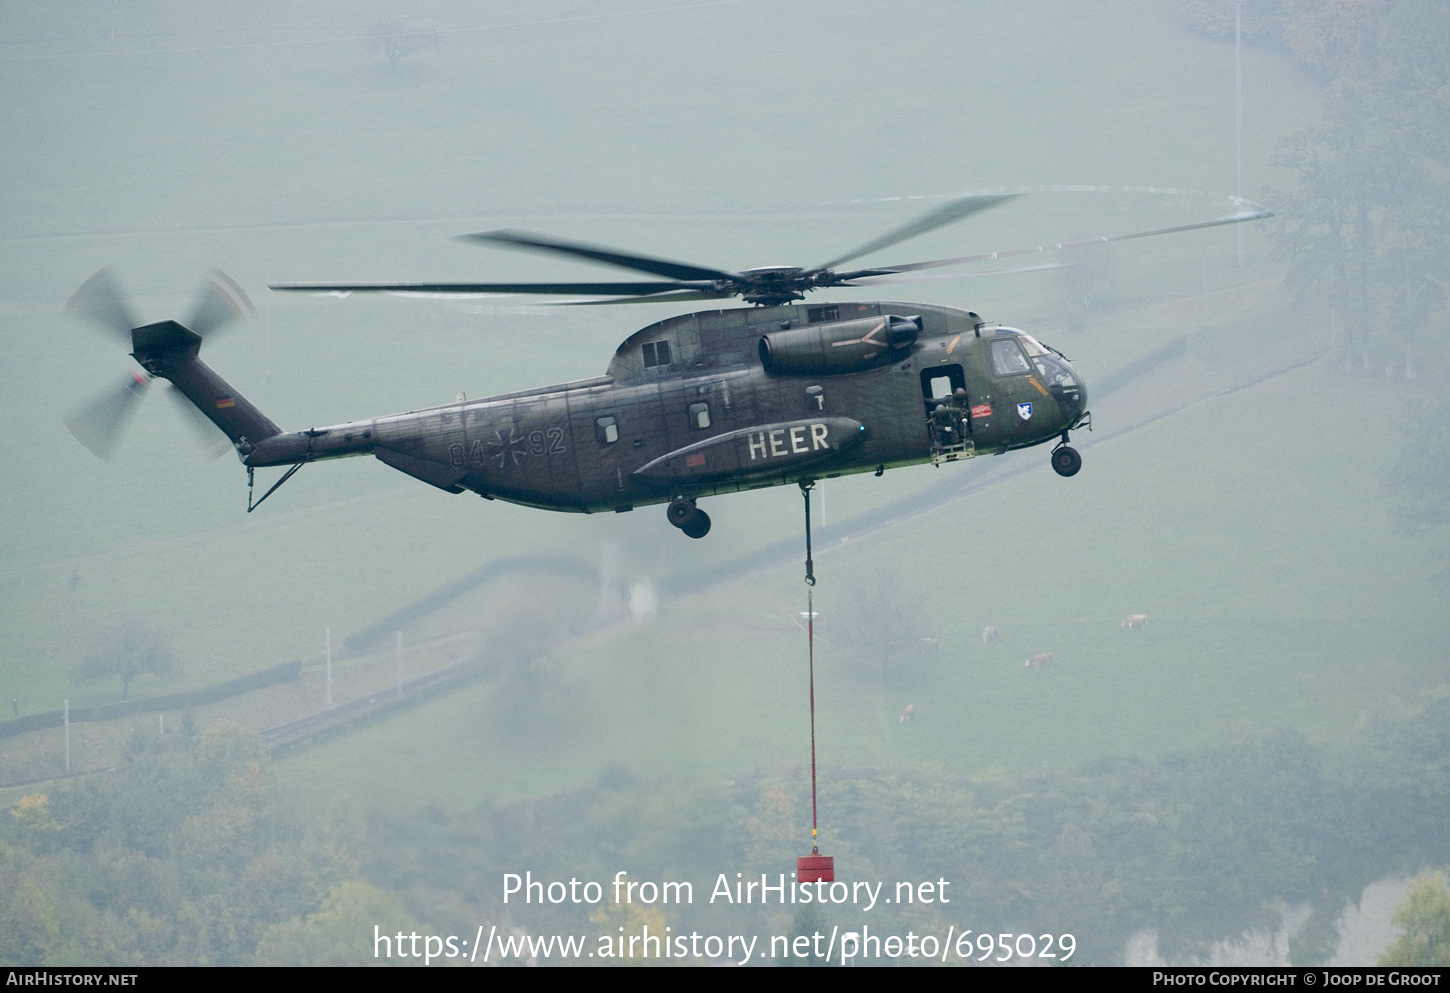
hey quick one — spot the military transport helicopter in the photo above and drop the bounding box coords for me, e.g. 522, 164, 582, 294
65, 195, 1270, 538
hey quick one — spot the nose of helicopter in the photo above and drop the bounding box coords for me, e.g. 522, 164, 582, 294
1034, 352, 1087, 423
1066, 362, 1088, 418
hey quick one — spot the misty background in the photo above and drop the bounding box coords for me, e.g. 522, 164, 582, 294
2, 0, 1448, 967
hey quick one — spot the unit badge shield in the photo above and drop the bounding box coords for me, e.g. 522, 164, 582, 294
1017, 402, 1033, 421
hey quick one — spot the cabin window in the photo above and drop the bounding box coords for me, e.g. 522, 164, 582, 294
642, 340, 672, 368
687, 402, 711, 430
920, 364, 966, 399
595, 416, 619, 444
990, 338, 1031, 376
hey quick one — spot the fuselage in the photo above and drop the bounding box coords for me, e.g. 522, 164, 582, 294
241, 301, 1088, 513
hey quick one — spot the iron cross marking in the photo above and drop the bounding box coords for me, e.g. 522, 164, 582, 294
487, 429, 528, 469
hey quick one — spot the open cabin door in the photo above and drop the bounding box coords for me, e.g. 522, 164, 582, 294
920, 364, 975, 465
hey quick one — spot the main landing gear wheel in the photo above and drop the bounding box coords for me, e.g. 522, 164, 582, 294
680, 511, 711, 539
667, 496, 711, 538
1051, 446, 1082, 477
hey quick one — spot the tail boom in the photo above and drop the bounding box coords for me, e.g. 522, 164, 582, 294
131, 320, 281, 457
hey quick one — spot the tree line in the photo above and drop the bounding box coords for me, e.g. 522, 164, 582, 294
1181, 0, 1450, 381
8, 683, 1448, 965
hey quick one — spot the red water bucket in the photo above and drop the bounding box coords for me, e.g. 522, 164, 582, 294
797, 854, 834, 883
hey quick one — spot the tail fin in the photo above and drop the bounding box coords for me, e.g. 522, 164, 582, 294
131, 320, 281, 456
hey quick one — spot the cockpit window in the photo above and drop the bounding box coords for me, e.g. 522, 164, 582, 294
1030, 353, 1084, 410
1017, 334, 1052, 357
990, 338, 1031, 376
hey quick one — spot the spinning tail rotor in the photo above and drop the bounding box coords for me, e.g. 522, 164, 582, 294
64, 268, 264, 460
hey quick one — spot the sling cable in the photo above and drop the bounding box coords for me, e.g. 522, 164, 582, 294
796, 479, 834, 884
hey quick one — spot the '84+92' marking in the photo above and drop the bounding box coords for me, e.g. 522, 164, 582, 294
450, 427, 567, 470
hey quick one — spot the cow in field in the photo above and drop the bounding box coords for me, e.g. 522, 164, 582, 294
982, 626, 999, 644
900, 704, 915, 724
1025, 653, 1053, 669
1121, 614, 1148, 630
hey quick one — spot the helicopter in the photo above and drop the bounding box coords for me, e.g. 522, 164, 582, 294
65, 195, 1271, 538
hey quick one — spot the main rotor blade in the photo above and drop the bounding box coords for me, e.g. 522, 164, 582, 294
269, 280, 709, 297
844, 205, 1275, 279
187, 269, 255, 338
65, 267, 138, 341
64, 371, 150, 460
550, 290, 725, 306
1099, 206, 1274, 244
814, 194, 1021, 272
840, 262, 1066, 286
459, 230, 743, 283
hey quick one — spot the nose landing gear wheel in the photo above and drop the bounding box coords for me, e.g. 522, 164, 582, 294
1051, 445, 1082, 477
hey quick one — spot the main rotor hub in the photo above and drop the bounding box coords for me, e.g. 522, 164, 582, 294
738, 265, 810, 306
740, 265, 804, 276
